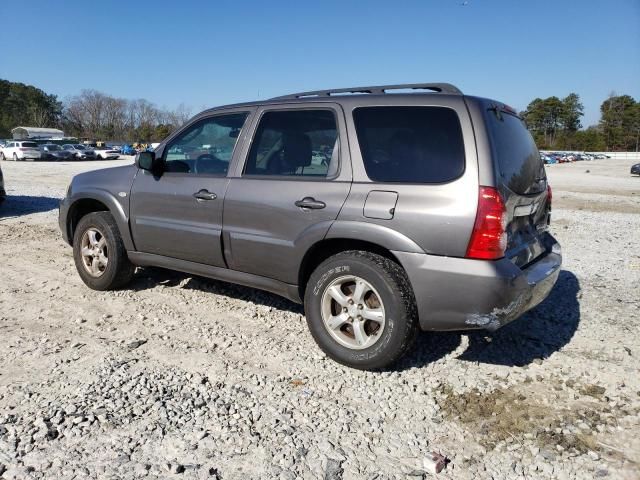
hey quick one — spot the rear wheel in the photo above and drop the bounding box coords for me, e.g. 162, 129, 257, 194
73, 212, 135, 290
13, 153, 18, 161
304, 251, 418, 370
0, 152, 5, 161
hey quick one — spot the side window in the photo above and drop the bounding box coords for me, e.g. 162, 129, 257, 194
164, 113, 248, 175
353, 106, 465, 183
244, 110, 338, 178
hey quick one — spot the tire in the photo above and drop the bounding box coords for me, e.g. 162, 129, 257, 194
72, 212, 135, 290
97, 154, 103, 160
13, 153, 18, 161
304, 251, 418, 370
0, 152, 5, 161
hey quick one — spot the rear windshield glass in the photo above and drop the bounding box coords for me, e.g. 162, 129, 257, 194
22, 142, 38, 148
486, 110, 546, 194
353, 106, 465, 183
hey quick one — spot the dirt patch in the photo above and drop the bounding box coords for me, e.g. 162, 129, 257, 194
554, 196, 640, 214
436, 382, 633, 458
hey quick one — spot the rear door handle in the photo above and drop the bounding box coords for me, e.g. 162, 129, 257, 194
193, 189, 217, 201
295, 197, 326, 210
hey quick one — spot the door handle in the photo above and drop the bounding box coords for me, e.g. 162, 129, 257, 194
295, 197, 326, 210
193, 189, 217, 201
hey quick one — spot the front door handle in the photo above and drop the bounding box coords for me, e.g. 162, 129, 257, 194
295, 197, 326, 210
193, 189, 217, 201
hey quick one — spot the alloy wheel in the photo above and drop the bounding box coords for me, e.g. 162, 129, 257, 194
321, 275, 386, 350
80, 227, 108, 277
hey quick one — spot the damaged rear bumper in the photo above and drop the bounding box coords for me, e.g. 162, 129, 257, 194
392, 234, 562, 331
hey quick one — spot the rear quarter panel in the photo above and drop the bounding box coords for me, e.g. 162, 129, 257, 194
336, 95, 480, 257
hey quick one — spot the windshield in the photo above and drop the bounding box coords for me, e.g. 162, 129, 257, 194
75, 145, 87, 150
46, 145, 62, 151
486, 110, 546, 195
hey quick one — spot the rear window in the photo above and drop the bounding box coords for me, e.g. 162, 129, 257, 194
486, 110, 546, 194
22, 142, 38, 148
353, 106, 465, 183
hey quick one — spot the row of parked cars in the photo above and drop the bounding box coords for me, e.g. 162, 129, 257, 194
0, 141, 121, 161
540, 151, 610, 164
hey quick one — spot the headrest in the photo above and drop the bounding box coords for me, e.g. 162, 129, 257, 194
282, 133, 312, 168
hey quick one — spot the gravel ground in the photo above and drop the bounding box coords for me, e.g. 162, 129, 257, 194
0, 157, 639, 479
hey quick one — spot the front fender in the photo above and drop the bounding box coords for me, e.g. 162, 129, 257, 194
65, 188, 134, 251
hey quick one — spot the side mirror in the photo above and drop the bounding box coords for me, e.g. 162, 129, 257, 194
135, 151, 161, 174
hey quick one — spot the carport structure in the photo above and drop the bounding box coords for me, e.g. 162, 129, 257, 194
11, 126, 65, 140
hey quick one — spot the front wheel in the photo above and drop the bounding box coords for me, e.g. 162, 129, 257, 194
0, 152, 5, 161
304, 251, 418, 370
13, 153, 18, 161
73, 212, 135, 290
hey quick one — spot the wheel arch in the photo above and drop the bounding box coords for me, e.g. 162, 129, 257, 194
298, 237, 407, 299
67, 191, 134, 250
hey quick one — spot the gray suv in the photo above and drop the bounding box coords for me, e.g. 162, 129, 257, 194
58, 83, 561, 370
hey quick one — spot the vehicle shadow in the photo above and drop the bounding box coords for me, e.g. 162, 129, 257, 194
130, 266, 580, 369
130, 267, 303, 314
397, 269, 581, 369
0, 195, 60, 219
458, 270, 581, 366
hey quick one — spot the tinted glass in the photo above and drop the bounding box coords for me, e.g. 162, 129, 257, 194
244, 110, 338, 177
354, 107, 465, 183
22, 142, 38, 148
486, 110, 545, 194
164, 113, 248, 175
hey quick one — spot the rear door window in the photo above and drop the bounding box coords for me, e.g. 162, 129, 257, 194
486, 109, 546, 194
353, 106, 465, 183
243, 110, 339, 178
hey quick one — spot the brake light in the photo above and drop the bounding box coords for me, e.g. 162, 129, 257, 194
547, 185, 552, 209
466, 186, 507, 260
20, 147, 29, 151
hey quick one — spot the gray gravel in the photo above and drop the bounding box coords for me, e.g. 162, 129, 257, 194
0, 158, 639, 479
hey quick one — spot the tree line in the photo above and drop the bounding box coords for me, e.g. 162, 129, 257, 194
521, 92, 640, 151
1, 78, 639, 150
0, 79, 192, 142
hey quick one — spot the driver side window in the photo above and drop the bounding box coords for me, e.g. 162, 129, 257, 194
164, 112, 248, 175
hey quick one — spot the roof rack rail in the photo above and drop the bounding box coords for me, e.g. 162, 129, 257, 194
271, 82, 462, 100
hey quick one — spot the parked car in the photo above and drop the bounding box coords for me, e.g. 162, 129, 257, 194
58, 82, 561, 370
93, 146, 120, 160
542, 155, 557, 164
62, 144, 96, 160
40, 144, 74, 161
631, 163, 640, 176
0, 141, 42, 161
0, 162, 5, 203
120, 144, 136, 155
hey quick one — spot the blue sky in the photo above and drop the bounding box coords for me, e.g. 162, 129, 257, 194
1, 0, 638, 126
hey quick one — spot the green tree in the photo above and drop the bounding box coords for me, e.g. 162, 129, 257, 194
0, 79, 62, 137
599, 94, 638, 151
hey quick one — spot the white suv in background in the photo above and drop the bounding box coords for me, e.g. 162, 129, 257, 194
0, 141, 42, 161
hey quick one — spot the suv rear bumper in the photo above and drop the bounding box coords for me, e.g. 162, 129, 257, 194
392, 234, 561, 331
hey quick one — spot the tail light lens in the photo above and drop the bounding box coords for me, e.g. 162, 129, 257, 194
547, 185, 552, 209
466, 186, 507, 260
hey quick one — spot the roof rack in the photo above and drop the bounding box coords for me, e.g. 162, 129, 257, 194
271, 82, 462, 100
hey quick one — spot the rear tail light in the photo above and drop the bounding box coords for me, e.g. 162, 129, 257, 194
19, 147, 29, 151
466, 186, 507, 260
547, 185, 552, 209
